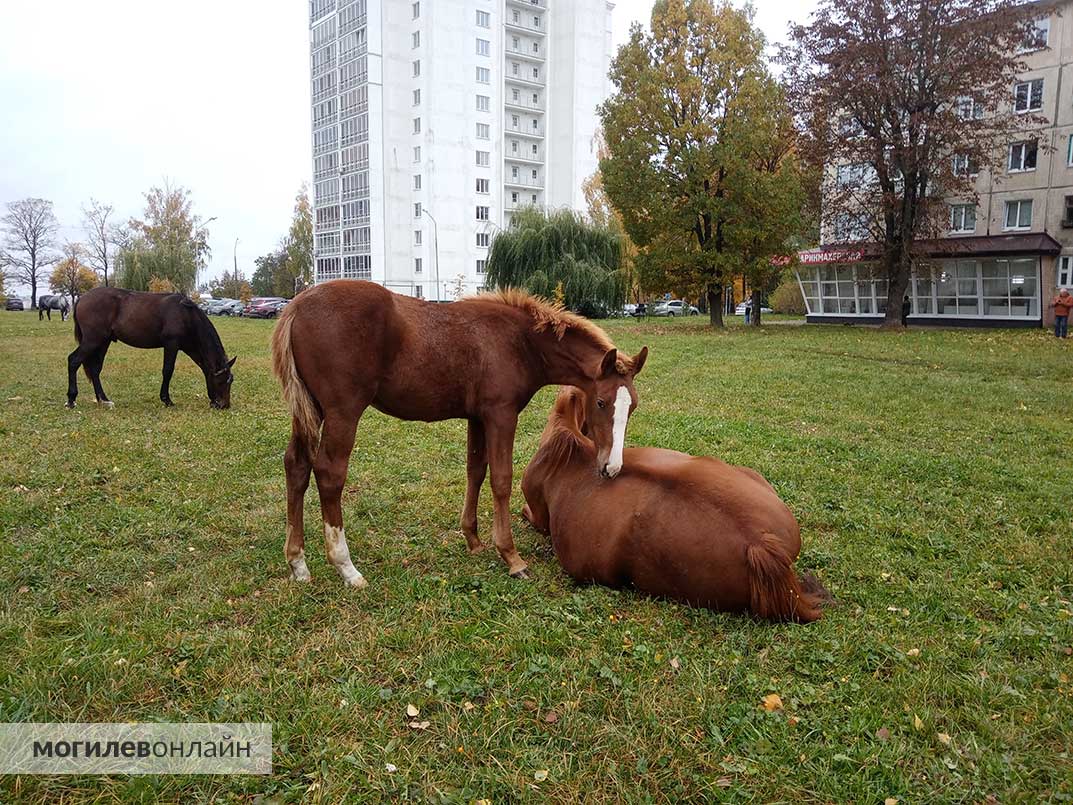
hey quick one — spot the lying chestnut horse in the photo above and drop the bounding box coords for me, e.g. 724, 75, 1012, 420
521, 387, 827, 622
272, 280, 647, 587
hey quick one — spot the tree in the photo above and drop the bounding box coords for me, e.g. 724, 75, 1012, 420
211, 268, 252, 301
582, 134, 643, 303
485, 207, 626, 316
283, 185, 313, 295
50, 243, 99, 302
1, 198, 60, 308
81, 199, 124, 287
783, 0, 1042, 326
600, 0, 803, 327
252, 246, 288, 296
120, 183, 211, 292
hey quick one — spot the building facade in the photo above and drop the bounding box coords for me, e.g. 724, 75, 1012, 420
798, 2, 1071, 327
308, 0, 615, 300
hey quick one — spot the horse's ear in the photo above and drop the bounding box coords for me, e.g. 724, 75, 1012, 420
227, 356, 237, 369
631, 346, 648, 376
598, 348, 618, 378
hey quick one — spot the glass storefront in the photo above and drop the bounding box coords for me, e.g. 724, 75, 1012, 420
795, 257, 1040, 320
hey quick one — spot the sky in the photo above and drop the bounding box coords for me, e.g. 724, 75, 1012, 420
0, 0, 818, 294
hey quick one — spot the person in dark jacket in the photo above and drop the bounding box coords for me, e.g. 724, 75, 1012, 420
901, 295, 911, 327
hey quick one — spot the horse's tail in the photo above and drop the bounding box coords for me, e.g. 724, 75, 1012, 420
745, 533, 826, 623
271, 304, 321, 460
73, 299, 82, 343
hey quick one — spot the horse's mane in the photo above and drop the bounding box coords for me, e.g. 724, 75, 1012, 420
537, 386, 592, 472
471, 288, 614, 352
181, 296, 227, 367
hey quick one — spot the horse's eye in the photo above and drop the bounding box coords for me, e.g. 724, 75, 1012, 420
596, 399, 606, 409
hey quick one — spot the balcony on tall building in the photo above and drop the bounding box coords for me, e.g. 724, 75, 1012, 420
505, 17, 544, 37
504, 94, 544, 113
504, 173, 544, 189
505, 122, 545, 138
505, 70, 545, 88
506, 44, 545, 63
506, 0, 545, 8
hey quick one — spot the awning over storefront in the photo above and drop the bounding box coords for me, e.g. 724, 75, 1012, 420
782, 233, 1062, 265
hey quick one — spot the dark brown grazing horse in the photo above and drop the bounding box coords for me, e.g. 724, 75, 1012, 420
521, 387, 828, 622
271, 280, 647, 587
67, 287, 236, 409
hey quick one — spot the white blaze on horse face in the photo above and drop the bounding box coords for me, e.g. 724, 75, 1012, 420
605, 385, 631, 478
324, 524, 367, 588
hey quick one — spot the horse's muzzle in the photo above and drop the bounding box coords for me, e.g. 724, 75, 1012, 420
211, 400, 230, 410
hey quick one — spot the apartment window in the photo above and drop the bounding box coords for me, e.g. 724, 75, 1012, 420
512, 62, 520, 76
531, 193, 537, 203
1059, 256, 1073, 286
1008, 140, 1038, 172
413, 60, 421, 77
533, 41, 540, 54
511, 114, 520, 128
412, 31, 420, 48
476, 122, 490, 139
476, 178, 489, 193
832, 212, 869, 242
955, 96, 983, 121
477, 232, 490, 247
949, 204, 976, 233
511, 140, 519, 154
512, 89, 520, 102
412, 2, 419, 18
477, 38, 490, 56
413, 145, 421, 162
1064, 196, 1073, 227
413, 117, 421, 134
1014, 79, 1043, 113
477, 259, 487, 273
413, 174, 421, 190
952, 154, 978, 177
415, 285, 424, 299
415, 258, 423, 273
413, 88, 421, 106
511, 191, 519, 204
512, 36, 520, 49
1068, 135, 1073, 167
1003, 199, 1032, 230
415, 230, 423, 245
532, 66, 539, 79
476, 67, 490, 83
531, 169, 538, 181
476, 95, 490, 112
414, 202, 422, 218
531, 143, 538, 156
476, 150, 490, 166
476, 206, 489, 220
476, 10, 490, 27
1023, 18, 1050, 51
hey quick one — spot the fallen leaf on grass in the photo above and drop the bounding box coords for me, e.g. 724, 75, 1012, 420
385, 763, 397, 773
937, 732, 952, 746
761, 694, 783, 712
405, 703, 419, 717
670, 657, 680, 671
913, 715, 924, 731
885, 798, 899, 805
408, 720, 430, 730
875, 727, 891, 742
534, 769, 549, 782
906, 648, 920, 657
462, 701, 475, 712
715, 776, 732, 788
543, 711, 559, 724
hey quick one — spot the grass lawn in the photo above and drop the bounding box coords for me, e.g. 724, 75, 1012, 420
0, 309, 1071, 803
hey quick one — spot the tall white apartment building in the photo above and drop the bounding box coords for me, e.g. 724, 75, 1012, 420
308, 0, 615, 299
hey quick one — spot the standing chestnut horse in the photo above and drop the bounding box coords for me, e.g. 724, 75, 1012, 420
271, 280, 647, 587
521, 387, 827, 622
67, 287, 236, 409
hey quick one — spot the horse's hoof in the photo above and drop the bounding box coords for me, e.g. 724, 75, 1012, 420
65, 401, 75, 409
161, 400, 174, 407
95, 400, 114, 409
510, 568, 531, 580
467, 541, 487, 554
342, 572, 367, 589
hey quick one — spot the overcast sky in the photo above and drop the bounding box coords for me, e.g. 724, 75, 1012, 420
0, 0, 817, 293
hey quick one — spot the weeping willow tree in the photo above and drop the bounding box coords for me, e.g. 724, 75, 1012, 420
485, 207, 625, 317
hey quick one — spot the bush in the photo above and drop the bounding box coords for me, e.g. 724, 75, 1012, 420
770, 278, 806, 315
148, 276, 178, 294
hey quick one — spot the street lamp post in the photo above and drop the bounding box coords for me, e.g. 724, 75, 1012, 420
193, 216, 218, 289
421, 208, 440, 302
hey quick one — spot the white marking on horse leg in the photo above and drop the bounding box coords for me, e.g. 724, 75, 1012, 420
605, 385, 631, 478
289, 550, 311, 582
324, 524, 367, 588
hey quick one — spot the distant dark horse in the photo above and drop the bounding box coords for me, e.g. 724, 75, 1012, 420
38, 294, 70, 322
67, 287, 236, 409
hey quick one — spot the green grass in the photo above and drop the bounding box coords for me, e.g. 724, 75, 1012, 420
1, 310, 1071, 803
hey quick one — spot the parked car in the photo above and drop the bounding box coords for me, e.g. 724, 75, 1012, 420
631, 302, 648, 317
242, 297, 285, 317
651, 299, 700, 317
734, 302, 773, 315
5, 298, 25, 311
218, 299, 246, 316
203, 298, 230, 315
245, 299, 289, 319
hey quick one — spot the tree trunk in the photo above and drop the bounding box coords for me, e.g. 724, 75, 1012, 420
883, 248, 912, 328
751, 289, 763, 327
706, 285, 724, 327
30, 270, 38, 309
